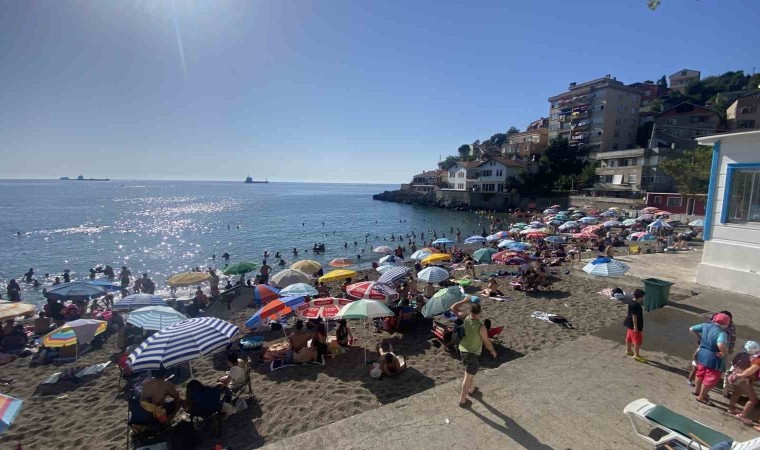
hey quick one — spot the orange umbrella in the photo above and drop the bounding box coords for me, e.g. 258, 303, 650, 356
329, 258, 355, 268
247, 299, 292, 336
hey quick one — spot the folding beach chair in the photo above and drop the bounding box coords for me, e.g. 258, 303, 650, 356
127, 394, 171, 448
432, 322, 460, 357
187, 385, 224, 437
623, 398, 760, 450
230, 357, 254, 404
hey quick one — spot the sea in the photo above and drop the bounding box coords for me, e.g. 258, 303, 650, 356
0, 180, 491, 306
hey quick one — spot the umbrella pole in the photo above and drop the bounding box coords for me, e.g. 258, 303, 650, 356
364, 319, 367, 366
278, 312, 287, 339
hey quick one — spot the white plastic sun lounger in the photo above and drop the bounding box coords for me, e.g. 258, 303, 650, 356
624, 398, 760, 450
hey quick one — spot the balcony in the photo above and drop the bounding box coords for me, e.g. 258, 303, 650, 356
571, 132, 588, 142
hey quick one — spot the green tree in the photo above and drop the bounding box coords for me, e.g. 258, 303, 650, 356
659, 146, 713, 197
540, 137, 588, 176
576, 162, 599, 189
506, 126, 520, 135
657, 75, 668, 87
438, 155, 461, 169
488, 133, 508, 147
457, 144, 472, 161
747, 73, 760, 90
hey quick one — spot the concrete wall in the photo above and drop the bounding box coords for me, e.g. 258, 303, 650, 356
697, 132, 760, 297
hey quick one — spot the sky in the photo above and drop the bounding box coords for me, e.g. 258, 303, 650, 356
1, 0, 758, 183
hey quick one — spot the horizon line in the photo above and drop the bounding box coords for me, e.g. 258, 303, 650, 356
0, 177, 403, 185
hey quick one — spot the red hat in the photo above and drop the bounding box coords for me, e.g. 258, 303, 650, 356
712, 313, 731, 326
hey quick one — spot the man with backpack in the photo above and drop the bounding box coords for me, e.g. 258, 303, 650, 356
451, 295, 497, 408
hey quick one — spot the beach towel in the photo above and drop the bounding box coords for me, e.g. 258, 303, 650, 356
270, 358, 324, 372
531, 311, 574, 329
488, 296, 513, 302
75, 361, 111, 378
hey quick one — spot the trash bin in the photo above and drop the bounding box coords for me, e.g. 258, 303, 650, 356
642, 278, 674, 312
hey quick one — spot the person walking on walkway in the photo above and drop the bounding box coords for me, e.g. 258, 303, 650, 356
689, 313, 731, 406
451, 296, 496, 408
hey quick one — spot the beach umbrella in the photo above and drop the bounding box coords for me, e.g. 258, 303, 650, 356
245, 296, 304, 330
509, 227, 522, 234
641, 207, 658, 214
431, 238, 455, 245
493, 250, 522, 263
473, 248, 498, 263
486, 231, 510, 241
640, 213, 655, 221
513, 222, 527, 228
0, 301, 36, 321
346, 281, 399, 302
335, 299, 395, 364
603, 220, 622, 227
421, 253, 452, 266
529, 221, 544, 227
253, 284, 280, 304
376, 264, 398, 274
628, 232, 656, 241
378, 255, 403, 266
410, 249, 433, 261
377, 266, 412, 285
689, 219, 705, 227
279, 283, 318, 297
497, 239, 516, 248
416, 266, 449, 284
567, 206, 577, 211
291, 260, 322, 274
295, 297, 353, 320
550, 204, 561, 209
648, 219, 672, 229
114, 293, 166, 311
622, 218, 638, 226
558, 221, 579, 231
373, 246, 394, 255
43, 281, 106, 301
583, 257, 629, 278
421, 286, 463, 318
579, 217, 599, 224
543, 208, 558, 214
655, 210, 673, 217
270, 269, 311, 288
464, 235, 487, 244
222, 262, 260, 276
126, 306, 187, 331
505, 242, 530, 252
0, 394, 23, 434
419, 247, 439, 253
128, 317, 239, 372
42, 319, 107, 359
86, 280, 120, 292
600, 210, 617, 217
319, 269, 357, 283
545, 236, 565, 244
329, 258, 354, 268
571, 212, 584, 218
526, 232, 548, 239
167, 272, 211, 287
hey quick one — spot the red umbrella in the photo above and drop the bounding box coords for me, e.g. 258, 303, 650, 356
253, 284, 280, 305
345, 282, 399, 302
295, 297, 353, 320
526, 232, 548, 239
492, 251, 524, 263
329, 258, 355, 268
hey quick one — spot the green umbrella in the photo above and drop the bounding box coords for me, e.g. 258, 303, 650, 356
472, 248, 498, 263
622, 218, 637, 226
422, 286, 464, 318
513, 222, 527, 228
221, 261, 260, 275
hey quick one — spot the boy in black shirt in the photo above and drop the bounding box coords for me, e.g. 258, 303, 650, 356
624, 289, 646, 362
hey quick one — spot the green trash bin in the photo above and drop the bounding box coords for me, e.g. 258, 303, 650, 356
642, 278, 674, 312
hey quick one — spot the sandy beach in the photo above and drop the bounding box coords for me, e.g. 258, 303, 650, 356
0, 261, 685, 450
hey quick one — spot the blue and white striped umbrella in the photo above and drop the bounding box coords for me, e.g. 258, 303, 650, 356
114, 293, 166, 311
416, 266, 449, 283
377, 266, 411, 285
126, 306, 187, 331
544, 236, 565, 244
487, 231, 510, 241
128, 317, 239, 371
582, 257, 629, 277
410, 250, 433, 261
86, 280, 120, 292
579, 217, 599, 224
279, 283, 319, 297
497, 239, 516, 248
431, 238, 455, 245
464, 236, 486, 244
378, 255, 402, 266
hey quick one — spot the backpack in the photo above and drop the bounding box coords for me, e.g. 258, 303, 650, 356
453, 319, 466, 341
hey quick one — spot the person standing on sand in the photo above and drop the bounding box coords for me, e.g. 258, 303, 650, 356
259, 260, 272, 284
624, 289, 646, 362
690, 313, 731, 406
209, 269, 220, 298
451, 296, 496, 407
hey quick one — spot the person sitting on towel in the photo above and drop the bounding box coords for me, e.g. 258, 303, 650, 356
288, 320, 310, 353
481, 277, 505, 297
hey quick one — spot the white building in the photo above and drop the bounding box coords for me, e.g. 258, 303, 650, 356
696, 130, 760, 297
445, 161, 481, 191
472, 157, 526, 193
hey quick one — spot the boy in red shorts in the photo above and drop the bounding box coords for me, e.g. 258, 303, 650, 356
624, 289, 646, 362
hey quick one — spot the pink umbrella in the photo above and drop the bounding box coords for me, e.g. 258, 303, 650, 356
346, 282, 399, 302
295, 297, 353, 320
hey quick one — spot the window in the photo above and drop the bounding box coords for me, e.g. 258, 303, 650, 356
495, 169, 503, 177
690, 115, 708, 123
612, 143, 619, 150
480, 170, 492, 177
666, 197, 682, 207
628, 175, 637, 183
597, 130, 603, 136
620, 158, 629, 167
738, 120, 757, 129
666, 119, 677, 125
724, 168, 760, 224
617, 105, 623, 112
481, 183, 496, 192
497, 184, 505, 193
740, 107, 758, 115
654, 195, 662, 204
614, 130, 620, 137
604, 175, 613, 183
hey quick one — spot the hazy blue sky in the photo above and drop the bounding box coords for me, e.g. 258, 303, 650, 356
1, 1, 758, 183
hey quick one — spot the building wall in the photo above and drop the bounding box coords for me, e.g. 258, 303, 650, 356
727, 94, 760, 131
655, 105, 721, 150
697, 131, 760, 297
645, 193, 706, 215
669, 69, 700, 93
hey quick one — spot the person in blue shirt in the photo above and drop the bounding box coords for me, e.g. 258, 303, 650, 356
689, 313, 731, 406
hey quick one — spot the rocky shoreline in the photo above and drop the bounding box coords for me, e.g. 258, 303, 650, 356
372, 189, 473, 211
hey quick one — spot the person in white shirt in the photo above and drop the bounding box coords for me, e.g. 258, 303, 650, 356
218, 353, 246, 390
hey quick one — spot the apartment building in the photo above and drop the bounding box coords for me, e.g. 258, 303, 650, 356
628, 82, 669, 109
727, 92, 760, 131
548, 75, 641, 156
654, 102, 722, 149
504, 128, 548, 159
592, 147, 678, 197
669, 69, 700, 93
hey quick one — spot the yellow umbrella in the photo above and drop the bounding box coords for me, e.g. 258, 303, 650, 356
421, 253, 452, 266
167, 272, 211, 287
42, 319, 107, 348
0, 301, 36, 321
291, 260, 322, 274
319, 269, 357, 283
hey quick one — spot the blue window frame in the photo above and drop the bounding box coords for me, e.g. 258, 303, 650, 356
721, 163, 760, 225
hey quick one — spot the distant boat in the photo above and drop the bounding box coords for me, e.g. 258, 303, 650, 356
59, 176, 70, 180
244, 175, 268, 184
74, 175, 110, 181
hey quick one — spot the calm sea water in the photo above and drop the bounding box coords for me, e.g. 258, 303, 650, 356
0, 180, 487, 305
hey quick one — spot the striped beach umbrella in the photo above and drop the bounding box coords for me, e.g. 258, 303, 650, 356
346, 281, 399, 302
86, 280, 120, 292
290, 260, 322, 274
128, 317, 239, 371
245, 296, 304, 329
416, 266, 449, 284
43, 281, 106, 301
0, 301, 36, 321
42, 319, 107, 348
378, 255, 402, 266
0, 394, 23, 434
582, 257, 629, 277
377, 266, 411, 285
295, 297, 353, 320
431, 238, 455, 245
253, 284, 280, 305
373, 246, 394, 255
126, 306, 187, 331
279, 282, 318, 297
486, 231, 511, 241
464, 236, 487, 244
114, 293, 166, 311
